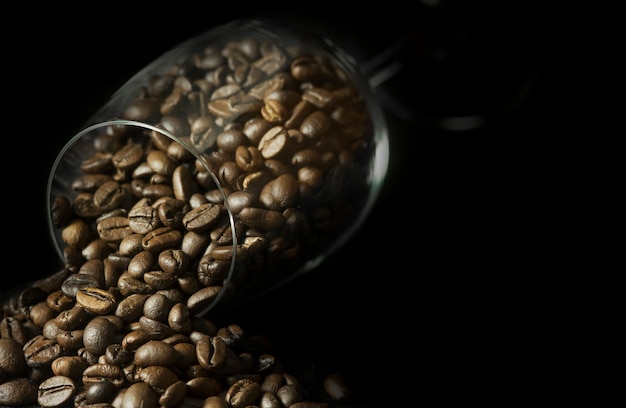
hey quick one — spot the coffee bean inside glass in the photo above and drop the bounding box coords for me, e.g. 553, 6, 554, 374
47, 19, 389, 317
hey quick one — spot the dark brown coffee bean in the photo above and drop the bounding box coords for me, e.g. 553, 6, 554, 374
186, 286, 222, 314
83, 316, 117, 355
258, 173, 299, 210
128, 205, 160, 234
54, 305, 89, 331
105, 343, 132, 366
0, 378, 38, 406
118, 233, 145, 257
143, 293, 172, 322
51, 194, 73, 228
238, 207, 285, 230
122, 98, 160, 123
137, 365, 179, 392
142, 227, 183, 253
186, 376, 223, 399
182, 203, 223, 232
144, 270, 178, 290
23, 335, 63, 368
155, 197, 186, 228
93, 180, 127, 212
97, 216, 132, 243
167, 303, 192, 333
158, 249, 189, 276
300, 110, 331, 140
159, 380, 187, 408
51, 356, 89, 382
0, 337, 27, 376
115, 293, 149, 323
121, 329, 154, 351
83, 380, 117, 405
134, 340, 178, 367
139, 315, 173, 338
56, 329, 84, 351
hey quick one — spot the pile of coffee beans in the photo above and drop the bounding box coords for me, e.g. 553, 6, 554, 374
49, 29, 376, 316
1, 269, 350, 406
2, 30, 370, 407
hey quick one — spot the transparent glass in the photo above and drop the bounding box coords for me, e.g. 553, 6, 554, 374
47, 19, 389, 317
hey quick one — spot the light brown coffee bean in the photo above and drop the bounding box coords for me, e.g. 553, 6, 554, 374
0, 337, 27, 376
76, 287, 117, 315
0, 378, 38, 406
37, 375, 76, 408
82, 363, 125, 388
225, 378, 261, 408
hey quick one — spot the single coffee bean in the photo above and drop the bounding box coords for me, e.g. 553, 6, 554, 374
37, 375, 76, 408
50, 356, 89, 382
75, 287, 117, 315
0, 337, 27, 376
0, 378, 38, 406
225, 378, 261, 408
134, 340, 178, 367
83, 316, 117, 356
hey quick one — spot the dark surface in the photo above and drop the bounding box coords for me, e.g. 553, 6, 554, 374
3, 1, 557, 406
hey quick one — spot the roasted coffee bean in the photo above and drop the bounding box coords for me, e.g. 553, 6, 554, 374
83, 380, 117, 404
159, 380, 187, 408
142, 227, 183, 253
7, 32, 374, 408
0, 378, 38, 406
143, 293, 172, 322
158, 249, 190, 276
137, 365, 179, 391
51, 356, 90, 382
182, 203, 223, 232
1, 316, 28, 344
156, 197, 187, 228
115, 293, 149, 323
134, 340, 178, 367
55, 305, 89, 330
0, 337, 27, 376
93, 180, 127, 211
186, 286, 221, 314
51, 194, 73, 228
23, 335, 63, 368
76, 287, 117, 315
83, 316, 117, 355
225, 378, 261, 408
128, 205, 160, 234
61, 219, 92, 250
55, 329, 84, 351
37, 375, 76, 408
97, 216, 132, 243
82, 363, 125, 388
127, 250, 156, 279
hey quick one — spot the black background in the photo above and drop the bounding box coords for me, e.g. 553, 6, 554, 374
2, 1, 557, 405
